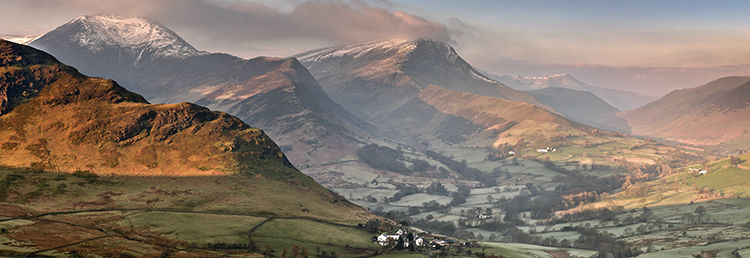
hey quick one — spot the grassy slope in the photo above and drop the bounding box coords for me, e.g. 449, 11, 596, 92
623, 76, 750, 145
0, 41, 383, 256
419, 85, 687, 166
575, 152, 750, 210
0, 167, 382, 256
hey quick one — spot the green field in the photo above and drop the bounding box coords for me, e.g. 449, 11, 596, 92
0, 166, 385, 256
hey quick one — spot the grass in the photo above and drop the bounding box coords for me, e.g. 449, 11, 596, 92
0, 166, 375, 225
252, 219, 380, 257
118, 211, 382, 257
120, 212, 268, 245
0, 167, 385, 256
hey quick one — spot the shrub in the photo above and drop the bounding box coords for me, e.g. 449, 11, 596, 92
72, 170, 98, 183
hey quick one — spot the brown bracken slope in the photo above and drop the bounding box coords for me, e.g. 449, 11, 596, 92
0, 39, 375, 224
622, 76, 750, 145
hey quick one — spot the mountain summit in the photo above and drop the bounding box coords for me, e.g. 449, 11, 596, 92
33, 15, 203, 65
296, 39, 538, 105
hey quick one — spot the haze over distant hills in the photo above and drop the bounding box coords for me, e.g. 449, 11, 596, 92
30, 15, 374, 169
493, 73, 656, 111
296, 39, 631, 145
623, 76, 750, 145
296, 39, 545, 144
527, 87, 630, 133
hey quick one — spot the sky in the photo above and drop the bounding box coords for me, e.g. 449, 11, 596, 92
2, 0, 750, 96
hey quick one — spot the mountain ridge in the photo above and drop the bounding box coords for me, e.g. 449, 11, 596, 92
0, 39, 302, 178
296, 38, 540, 106
623, 76, 750, 145
493, 73, 656, 111
528, 87, 631, 132
30, 15, 375, 169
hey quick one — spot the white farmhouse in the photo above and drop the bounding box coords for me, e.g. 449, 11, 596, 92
415, 237, 424, 247
536, 147, 556, 153
376, 233, 401, 246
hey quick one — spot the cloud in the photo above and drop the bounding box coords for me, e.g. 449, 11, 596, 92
0, 0, 455, 57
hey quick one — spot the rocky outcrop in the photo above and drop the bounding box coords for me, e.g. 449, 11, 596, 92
0, 40, 294, 176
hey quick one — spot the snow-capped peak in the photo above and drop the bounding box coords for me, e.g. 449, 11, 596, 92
0, 34, 41, 45
62, 15, 204, 59
295, 39, 418, 64
498, 73, 587, 90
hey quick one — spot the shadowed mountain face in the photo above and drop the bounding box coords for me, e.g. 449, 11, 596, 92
295, 39, 548, 144
494, 73, 656, 111
294, 39, 626, 150
0, 39, 296, 177
30, 15, 372, 168
528, 87, 631, 133
623, 76, 750, 145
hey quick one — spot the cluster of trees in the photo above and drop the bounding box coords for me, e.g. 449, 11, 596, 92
459, 207, 492, 218
496, 170, 624, 222
387, 184, 421, 202
356, 144, 433, 175
410, 218, 457, 236
449, 184, 471, 206
549, 207, 625, 224
425, 182, 449, 195
486, 143, 517, 161
425, 150, 498, 186
574, 227, 640, 258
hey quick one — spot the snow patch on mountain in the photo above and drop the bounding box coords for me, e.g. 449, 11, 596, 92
67, 15, 204, 59
471, 69, 497, 83
0, 35, 41, 45
499, 73, 584, 90
296, 39, 418, 64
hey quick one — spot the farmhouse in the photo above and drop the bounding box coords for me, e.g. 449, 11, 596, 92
415, 237, 424, 247
689, 168, 709, 175
376, 228, 411, 246
536, 147, 556, 153
376, 233, 401, 246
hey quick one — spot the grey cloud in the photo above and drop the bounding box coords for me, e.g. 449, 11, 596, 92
1, 0, 455, 57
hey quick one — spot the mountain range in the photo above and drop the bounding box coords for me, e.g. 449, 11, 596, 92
296, 39, 626, 149
494, 73, 656, 111
0, 39, 380, 256
30, 15, 373, 169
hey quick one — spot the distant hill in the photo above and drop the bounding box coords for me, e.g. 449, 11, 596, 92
528, 87, 630, 133
623, 76, 750, 145
416, 85, 602, 148
494, 73, 656, 111
29, 15, 373, 169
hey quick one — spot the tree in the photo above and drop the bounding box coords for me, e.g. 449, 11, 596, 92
694, 206, 707, 224
730, 156, 744, 167
291, 245, 299, 258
